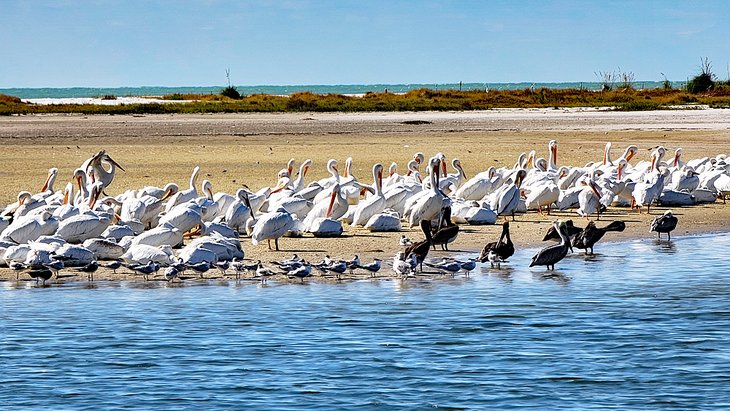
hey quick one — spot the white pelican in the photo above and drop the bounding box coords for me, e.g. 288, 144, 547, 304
9, 191, 47, 219
364, 209, 402, 232
100, 225, 134, 243
33, 167, 59, 202
312, 159, 340, 191
303, 183, 348, 232
178, 245, 218, 265
547, 140, 559, 171
577, 179, 604, 219
408, 157, 448, 227
137, 183, 179, 200
55, 211, 113, 244
131, 223, 183, 247
524, 181, 560, 215
493, 170, 527, 220
165, 166, 201, 213
185, 233, 244, 261
290, 159, 312, 193
307, 217, 344, 237
0, 216, 10, 233
437, 158, 467, 195
52, 243, 96, 267
455, 166, 499, 201
224, 189, 254, 233
633, 169, 669, 213
670, 166, 700, 192
81, 150, 125, 191
83, 238, 125, 260
1, 211, 59, 244
251, 207, 296, 250
352, 163, 385, 226
120, 244, 175, 265
158, 202, 205, 233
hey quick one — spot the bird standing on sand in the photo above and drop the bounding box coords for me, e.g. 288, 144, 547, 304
651, 210, 678, 240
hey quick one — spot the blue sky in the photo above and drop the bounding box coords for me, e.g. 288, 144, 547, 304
2, 0, 729, 87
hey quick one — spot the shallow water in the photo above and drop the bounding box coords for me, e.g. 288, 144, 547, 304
2, 234, 730, 409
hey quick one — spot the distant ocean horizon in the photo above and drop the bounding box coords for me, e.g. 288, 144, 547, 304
1, 81, 679, 99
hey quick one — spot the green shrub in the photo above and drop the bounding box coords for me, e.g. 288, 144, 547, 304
220, 86, 241, 99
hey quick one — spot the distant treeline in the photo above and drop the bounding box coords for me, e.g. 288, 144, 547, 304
2, 87, 730, 115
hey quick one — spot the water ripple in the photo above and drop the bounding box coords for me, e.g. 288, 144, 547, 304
1, 234, 730, 409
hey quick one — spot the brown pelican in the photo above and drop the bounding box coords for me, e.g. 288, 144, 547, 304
404, 219, 433, 272
431, 205, 458, 251
530, 221, 572, 270
478, 221, 514, 264
572, 220, 626, 255
542, 219, 582, 241
650, 210, 678, 240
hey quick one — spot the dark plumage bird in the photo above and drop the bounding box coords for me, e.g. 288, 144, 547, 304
102, 260, 121, 274
10, 261, 27, 280
431, 206, 459, 251
530, 221, 572, 270
573, 220, 626, 255
651, 210, 678, 240
542, 219, 582, 241
288, 264, 313, 282
74, 260, 99, 281
28, 268, 53, 286
186, 261, 211, 278
357, 259, 382, 277
43, 260, 64, 279
404, 219, 433, 272
128, 261, 160, 281
478, 221, 514, 263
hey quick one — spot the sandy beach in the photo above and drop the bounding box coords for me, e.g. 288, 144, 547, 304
1, 108, 730, 282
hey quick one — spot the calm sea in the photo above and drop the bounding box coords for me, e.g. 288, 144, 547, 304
1, 81, 676, 99
2, 233, 729, 409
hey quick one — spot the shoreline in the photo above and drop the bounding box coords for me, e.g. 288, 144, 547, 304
1, 109, 729, 283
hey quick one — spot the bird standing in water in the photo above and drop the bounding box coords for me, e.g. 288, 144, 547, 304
530, 221, 572, 270
572, 221, 626, 255
651, 210, 678, 240
478, 221, 514, 265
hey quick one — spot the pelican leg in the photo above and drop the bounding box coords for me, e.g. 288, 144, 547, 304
275, 238, 280, 251
668, 232, 671, 241
267, 239, 272, 250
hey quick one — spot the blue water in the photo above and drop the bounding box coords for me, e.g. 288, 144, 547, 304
2, 234, 729, 409
1, 81, 679, 99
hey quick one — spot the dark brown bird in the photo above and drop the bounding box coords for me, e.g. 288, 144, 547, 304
572, 220, 626, 255
405, 219, 433, 272
530, 221, 572, 270
478, 221, 514, 263
431, 206, 459, 251
542, 219, 582, 241
650, 210, 678, 240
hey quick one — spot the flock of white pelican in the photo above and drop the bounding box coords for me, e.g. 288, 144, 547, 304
1, 141, 727, 284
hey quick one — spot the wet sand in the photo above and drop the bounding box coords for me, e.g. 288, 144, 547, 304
1, 109, 730, 282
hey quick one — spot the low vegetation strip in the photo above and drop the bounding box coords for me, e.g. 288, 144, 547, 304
2, 87, 730, 115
